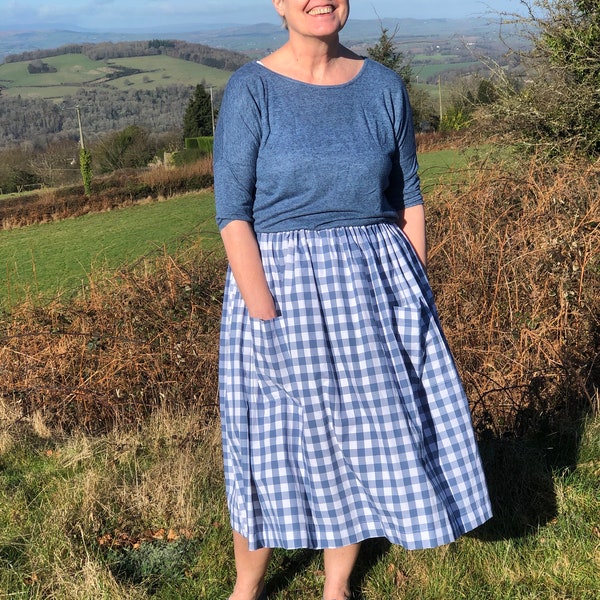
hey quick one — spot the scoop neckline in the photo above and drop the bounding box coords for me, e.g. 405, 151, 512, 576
254, 57, 368, 89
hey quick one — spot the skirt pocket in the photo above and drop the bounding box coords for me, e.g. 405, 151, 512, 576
391, 302, 426, 382
250, 317, 297, 403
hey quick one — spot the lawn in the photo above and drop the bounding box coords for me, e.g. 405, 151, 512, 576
413, 61, 479, 81
0, 148, 466, 308
1, 396, 597, 599
0, 191, 219, 307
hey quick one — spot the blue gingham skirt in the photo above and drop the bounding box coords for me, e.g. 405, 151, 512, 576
219, 223, 492, 550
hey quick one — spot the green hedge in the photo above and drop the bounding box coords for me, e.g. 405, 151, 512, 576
184, 136, 214, 154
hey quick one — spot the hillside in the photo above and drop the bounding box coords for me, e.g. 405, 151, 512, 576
0, 18, 525, 147
0, 40, 246, 146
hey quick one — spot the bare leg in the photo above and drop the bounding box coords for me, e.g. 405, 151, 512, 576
229, 530, 272, 600
322, 542, 361, 599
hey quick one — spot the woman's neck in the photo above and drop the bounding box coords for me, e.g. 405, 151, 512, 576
264, 37, 361, 86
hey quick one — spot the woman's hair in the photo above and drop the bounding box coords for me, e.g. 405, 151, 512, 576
281, 16, 288, 30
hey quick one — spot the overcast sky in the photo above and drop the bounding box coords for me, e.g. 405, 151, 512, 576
2, 1, 521, 30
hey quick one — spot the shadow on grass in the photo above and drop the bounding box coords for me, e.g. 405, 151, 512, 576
462, 310, 600, 542
352, 537, 392, 598
260, 410, 594, 597
473, 404, 593, 541
265, 548, 319, 597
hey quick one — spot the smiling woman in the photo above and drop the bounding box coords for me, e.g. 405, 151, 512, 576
213, 1, 492, 599
274, 0, 349, 37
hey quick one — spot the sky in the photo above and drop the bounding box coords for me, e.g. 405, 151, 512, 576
2, 1, 521, 31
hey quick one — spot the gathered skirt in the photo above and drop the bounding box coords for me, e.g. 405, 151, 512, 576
219, 222, 492, 551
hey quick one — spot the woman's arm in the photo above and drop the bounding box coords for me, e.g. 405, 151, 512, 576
220, 220, 277, 320
397, 204, 427, 270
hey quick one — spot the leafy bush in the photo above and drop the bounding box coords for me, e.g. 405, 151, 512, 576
480, 0, 600, 157
105, 537, 201, 588
95, 125, 156, 174
184, 136, 213, 153
79, 147, 93, 196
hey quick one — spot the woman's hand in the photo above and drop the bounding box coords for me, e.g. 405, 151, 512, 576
397, 204, 427, 270
220, 220, 277, 319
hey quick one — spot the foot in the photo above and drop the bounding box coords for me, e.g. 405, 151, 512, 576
228, 585, 266, 600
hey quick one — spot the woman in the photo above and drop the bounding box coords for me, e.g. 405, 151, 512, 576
213, 2, 492, 599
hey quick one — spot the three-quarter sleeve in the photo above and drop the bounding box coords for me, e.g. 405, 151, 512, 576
386, 78, 423, 211
214, 72, 263, 230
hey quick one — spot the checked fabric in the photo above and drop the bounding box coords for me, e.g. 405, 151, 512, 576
219, 222, 492, 551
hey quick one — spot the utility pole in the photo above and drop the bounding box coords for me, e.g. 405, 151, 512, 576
75, 105, 85, 150
208, 86, 215, 137
438, 76, 443, 122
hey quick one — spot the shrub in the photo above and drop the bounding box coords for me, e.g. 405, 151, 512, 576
0, 160, 214, 230
1, 155, 597, 441
184, 136, 213, 153
480, 0, 600, 158
428, 155, 600, 440
0, 247, 225, 432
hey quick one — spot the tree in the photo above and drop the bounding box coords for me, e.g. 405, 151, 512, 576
95, 125, 155, 173
480, 0, 600, 157
367, 27, 436, 131
183, 84, 214, 139
367, 27, 413, 87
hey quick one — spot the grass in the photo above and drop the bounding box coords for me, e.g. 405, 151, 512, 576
104, 56, 232, 91
418, 148, 470, 187
0, 147, 467, 308
0, 191, 219, 308
412, 54, 462, 62
0, 405, 598, 599
417, 146, 492, 195
412, 61, 479, 81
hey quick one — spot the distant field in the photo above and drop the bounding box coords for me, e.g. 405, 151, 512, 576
104, 55, 232, 90
413, 61, 479, 82
0, 53, 232, 100
412, 53, 462, 62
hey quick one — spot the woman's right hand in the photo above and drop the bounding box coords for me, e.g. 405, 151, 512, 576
248, 296, 278, 320
220, 220, 278, 321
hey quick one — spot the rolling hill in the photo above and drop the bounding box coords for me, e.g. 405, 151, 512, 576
0, 53, 234, 100
0, 18, 522, 146
0, 40, 246, 146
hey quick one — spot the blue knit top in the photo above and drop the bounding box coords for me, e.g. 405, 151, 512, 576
214, 58, 423, 233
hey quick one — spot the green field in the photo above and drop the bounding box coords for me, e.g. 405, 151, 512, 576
0, 192, 219, 307
412, 61, 479, 82
412, 53, 462, 62
0, 53, 232, 100
104, 55, 232, 91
